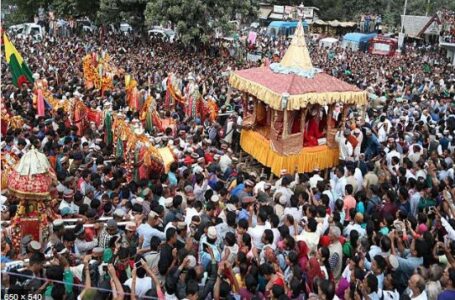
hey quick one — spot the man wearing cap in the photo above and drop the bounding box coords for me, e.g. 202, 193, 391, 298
219, 144, 232, 175
198, 226, 221, 268
120, 222, 139, 251
28, 240, 42, 254
176, 185, 193, 211
273, 176, 294, 206
253, 173, 268, 195
137, 210, 166, 249
59, 189, 80, 216
98, 219, 121, 249
164, 196, 183, 227
192, 157, 205, 175
183, 188, 199, 226
175, 221, 188, 249
237, 179, 255, 203
113, 208, 126, 222
44, 219, 65, 254
74, 223, 98, 256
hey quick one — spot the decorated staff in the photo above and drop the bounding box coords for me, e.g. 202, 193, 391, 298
82, 52, 115, 94
32, 73, 47, 117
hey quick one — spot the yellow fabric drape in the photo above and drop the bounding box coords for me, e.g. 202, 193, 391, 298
112, 116, 167, 168
167, 79, 186, 104
240, 129, 339, 176
229, 72, 367, 111
158, 147, 175, 173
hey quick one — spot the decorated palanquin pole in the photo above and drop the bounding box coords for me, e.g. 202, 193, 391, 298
45, 88, 104, 137
139, 96, 165, 133
167, 73, 219, 122
32, 73, 47, 117
70, 97, 89, 136
228, 20, 367, 176
125, 75, 140, 112
7, 148, 57, 249
112, 113, 166, 180
82, 52, 115, 95
83, 54, 98, 90
184, 73, 200, 118
199, 95, 219, 123
166, 73, 185, 109
1, 151, 18, 190
1, 103, 10, 136
104, 102, 114, 146
1, 102, 25, 135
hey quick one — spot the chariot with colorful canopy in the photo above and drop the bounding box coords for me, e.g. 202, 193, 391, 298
7, 148, 57, 249
229, 21, 367, 176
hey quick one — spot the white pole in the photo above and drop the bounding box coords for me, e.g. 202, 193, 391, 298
401, 0, 408, 33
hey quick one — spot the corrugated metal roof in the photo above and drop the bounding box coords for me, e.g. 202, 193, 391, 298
401, 15, 432, 37
343, 32, 377, 43
269, 13, 285, 20
259, 7, 272, 19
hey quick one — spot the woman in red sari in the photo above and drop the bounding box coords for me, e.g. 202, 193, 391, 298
297, 240, 309, 271
306, 257, 324, 293
262, 263, 286, 298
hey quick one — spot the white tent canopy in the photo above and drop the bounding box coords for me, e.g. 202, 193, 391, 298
319, 37, 339, 48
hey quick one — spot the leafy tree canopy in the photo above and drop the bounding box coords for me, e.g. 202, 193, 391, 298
144, 0, 257, 45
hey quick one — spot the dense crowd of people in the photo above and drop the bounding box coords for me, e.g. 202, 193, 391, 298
1, 21, 455, 300
439, 10, 455, 43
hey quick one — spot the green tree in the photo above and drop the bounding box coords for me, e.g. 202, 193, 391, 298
144, 0, 257, 46
2, 0, 49, 25
97, 0, 147, 28
52, 0, 77, 17
52, 0, 100, 19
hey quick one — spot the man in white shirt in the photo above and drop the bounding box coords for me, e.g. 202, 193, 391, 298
219, 145, 232, 174
335, 129, 353, 162
309, 169, 324, 189
376, 115, 391, 144
124, 265, 153, 298
137, 211, 166, 248
247, 210, 270, 251
295, 218, 321, 254
273, 176, 294, 206
283, 195, 302, 223
410, 183, 424, 217
331, 166, 347, 201
407, 274, 428, 300
59, 189, 79, 215
386, 141, 401, 168
343, 213, 366, 237
362, 274, 381, 300
254, 174, 268, 195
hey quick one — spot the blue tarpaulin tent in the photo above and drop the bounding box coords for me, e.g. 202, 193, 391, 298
342, 32, 377, 51
267, 21, 307, 37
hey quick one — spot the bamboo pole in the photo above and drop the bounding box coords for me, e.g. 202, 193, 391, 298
283, 109, 288, 139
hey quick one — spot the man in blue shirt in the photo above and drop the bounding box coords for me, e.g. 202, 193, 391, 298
439, 267, 455, 300
389, 234, 426, 281
364, 128, 381, 160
